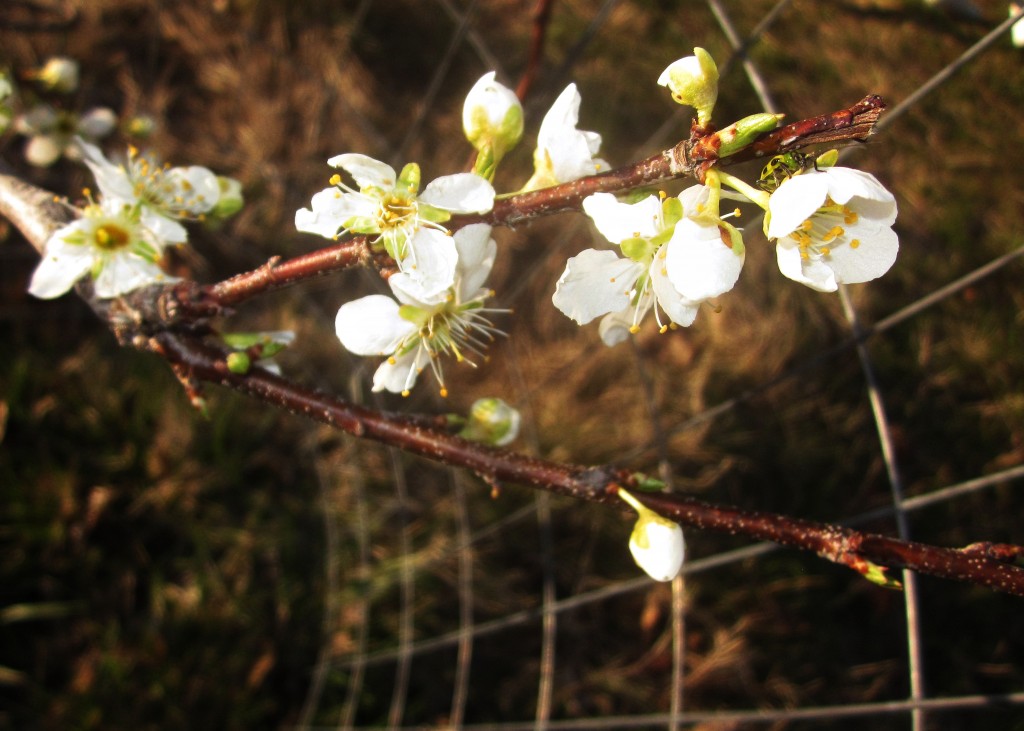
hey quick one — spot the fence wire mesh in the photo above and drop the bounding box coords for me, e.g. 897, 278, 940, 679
2, 1, 1023, 730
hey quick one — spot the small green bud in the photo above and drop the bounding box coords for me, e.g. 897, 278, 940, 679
712, 113, 784, 158
226, 351, 251, 374
397, 162, 421, 195
658, 48, 719, 127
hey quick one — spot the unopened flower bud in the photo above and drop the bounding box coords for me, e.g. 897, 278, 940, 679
210, 176, 244, 220
458, 397, 521, 446
618, 488, 685, 582
463, 72, 524, 180
125, 114, 158, 138
658, 48, 719, 127
711, 112, 784, 158
76, 107, 118, 140
32, 57, 80, 94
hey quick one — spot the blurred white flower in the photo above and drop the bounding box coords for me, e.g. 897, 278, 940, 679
14, 105, 116, 167
28, 57, 80, 94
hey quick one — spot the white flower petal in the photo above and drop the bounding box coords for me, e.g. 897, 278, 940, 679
335, 294, 416, 355
166, 165, 221, 214
776, 241, 837, 292
582, 193, 663, 243
823, 167, 898, 227
295, 186, 375, 238
141, 209, 188, 245
28, 232, 95, 298
397, 228, 458, 302
25, 135, 64, 167
825, 224, 900, 285
766, 172, 829, 239
94, 253, 169, 298
76, 108, 117, 139
552, 249, 644, 325
629, 517, 685, 582
420, 173, 495, 214
371, 347, 430, 394
649, 252, 700, 327
598, 308, 636, 346
327, 153, 396, 190
664, 219, 744, 301
453, 224, 496, 299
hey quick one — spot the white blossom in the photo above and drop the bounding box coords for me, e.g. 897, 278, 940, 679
335, 224, 504, 396
523, 84, 609, 190
296, 153, 494, 296
766, 167, 898, 292
29, 197, 176, 299
553, 185, 744, 344
14, 106, 116, 167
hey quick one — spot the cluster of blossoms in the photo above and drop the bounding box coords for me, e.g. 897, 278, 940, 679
22, 48, 900, 584
29, 140, 243, 299
289, 51, 899, 582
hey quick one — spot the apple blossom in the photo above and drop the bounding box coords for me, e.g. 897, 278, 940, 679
335, 224, 504, 397
766, 166, 898, 292
522, 83, 609, 191
29, 196, 176, 299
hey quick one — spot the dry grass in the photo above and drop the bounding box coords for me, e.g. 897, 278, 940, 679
2, 0, 1024, 728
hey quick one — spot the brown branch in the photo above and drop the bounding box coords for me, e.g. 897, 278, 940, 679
515, 0, 556, 101
145, 332, 1024, 597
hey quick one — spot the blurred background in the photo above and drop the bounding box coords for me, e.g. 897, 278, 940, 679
2, 0, 1024, 728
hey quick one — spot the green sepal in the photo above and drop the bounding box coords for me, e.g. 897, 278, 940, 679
631, 473, 667, 492
472, 144, 497, 183
398, 303, 430, 327
815, 149, 839, 168
721, 222, 745, 256
859, 561, 903, 590
661, 196, 683, 227
397, 162, 421, 194
621, 236, 656, 262
418, 203, 452, 225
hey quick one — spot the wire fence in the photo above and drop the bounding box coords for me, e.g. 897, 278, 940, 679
2, 1, 1023, 729
290, 1, 1024, 729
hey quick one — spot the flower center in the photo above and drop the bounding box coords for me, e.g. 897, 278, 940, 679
379, 194, 417, 231
788, 199, 859, 260
92, 223, 131, 251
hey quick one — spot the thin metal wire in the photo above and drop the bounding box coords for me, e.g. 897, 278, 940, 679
707, 0, 781, 114
392, 0, 480, 166
296, 691, 1024, 730
839, 284, 926, 731
450, 471, 476, 728
384, 446, 415, 729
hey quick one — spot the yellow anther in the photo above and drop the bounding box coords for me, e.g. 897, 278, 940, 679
401, 389, 411, 397
800, 219, 813, 232
659, 190, 667, 200
733, 208, 742, 217
439, 387, 449, 398
823, 225, 844, 243
844, 208, 858, 225
387, 356, 397, 365
329, 174, 342, 186
850, 239, 861, 249
632, 231, 641, 238
659, 324, 668, 334
629, 324, 640, 334
819, 246, 831, 256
